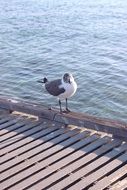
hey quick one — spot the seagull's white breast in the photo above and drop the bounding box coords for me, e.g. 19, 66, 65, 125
58, 80, 77, 100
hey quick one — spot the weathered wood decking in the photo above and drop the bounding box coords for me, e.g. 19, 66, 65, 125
0, 97, 127, 190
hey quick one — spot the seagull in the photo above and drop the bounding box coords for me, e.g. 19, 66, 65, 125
37, 73, 77, 113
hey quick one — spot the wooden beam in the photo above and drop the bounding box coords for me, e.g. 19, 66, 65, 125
0, 97, 56, 120
54, 112, 127, 141
0, 97, 127, 141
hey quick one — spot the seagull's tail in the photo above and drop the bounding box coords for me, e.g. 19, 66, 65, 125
37, 77, 48, 84
43, 77, 48, 83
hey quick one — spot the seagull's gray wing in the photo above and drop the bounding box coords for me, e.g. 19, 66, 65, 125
45, 79, 65, 96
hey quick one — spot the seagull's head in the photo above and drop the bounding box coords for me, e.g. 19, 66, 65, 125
63, 73, 74, 84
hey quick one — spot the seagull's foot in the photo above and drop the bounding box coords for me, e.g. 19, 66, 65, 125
61, 108, 71, 114
66, 108, 71, 113
49, 107, 70, 114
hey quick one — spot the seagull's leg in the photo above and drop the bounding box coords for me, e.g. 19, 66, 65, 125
59, 99, 62, 113
66, 98, 71, 112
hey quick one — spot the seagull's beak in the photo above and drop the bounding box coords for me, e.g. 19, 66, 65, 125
68, 77, 73, 84
66, 76, 71, 84
68, 79, 71, 84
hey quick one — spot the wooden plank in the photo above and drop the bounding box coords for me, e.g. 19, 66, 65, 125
90, 165, 127, 190
0, 122, 43, 150
0, 119, 21, 131
0, 123, 60, 155
1, 128, 79, 172
0, 121, 25, 137
109, 178, 127, 190
0, 126, 69, 164
1, 129, 86, 182
0, 115, 24, 127
0, 121, 29, 141
48, 143, 127, 190
29, 139, 121, 190
0, 133, 97, 189
0, 118, 43, 141
22, 136, 111, 190
2, 135, 106, 190
0, 123, 59, 157
0, 117, 12, 125
67, 152, 127, 190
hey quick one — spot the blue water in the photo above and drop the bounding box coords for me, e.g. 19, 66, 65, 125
0, 0, 127, 121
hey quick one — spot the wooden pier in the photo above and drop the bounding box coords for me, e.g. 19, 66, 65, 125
0, 97, 127, 190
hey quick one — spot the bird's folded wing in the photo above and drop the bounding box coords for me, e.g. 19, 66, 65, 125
45, 79, 65, 96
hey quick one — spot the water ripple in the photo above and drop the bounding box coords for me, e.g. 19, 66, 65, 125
0, 0, 127, 122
